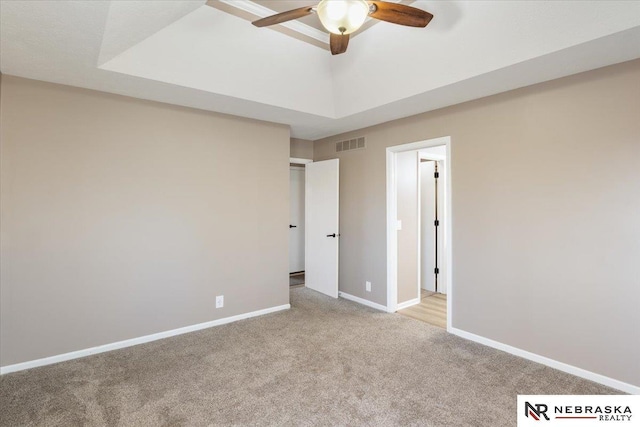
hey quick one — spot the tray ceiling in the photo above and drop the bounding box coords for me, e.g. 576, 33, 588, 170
206, 0, 415, 50
1, 1, 640, 140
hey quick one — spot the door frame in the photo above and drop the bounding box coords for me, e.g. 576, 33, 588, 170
289, 157, 312, 276
386, 136, 453, 332
290, 157, 313, 165
289, 165, 306, 274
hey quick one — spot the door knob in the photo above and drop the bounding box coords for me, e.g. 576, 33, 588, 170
290, 225, 297, 228
326, 233, 339, 238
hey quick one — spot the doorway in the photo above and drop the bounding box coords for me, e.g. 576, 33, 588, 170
288, 157, 340, 299
410, 147, 448, 328
386, 137, 452, 331
289, 158, 311, 287
419, 147, 447, 296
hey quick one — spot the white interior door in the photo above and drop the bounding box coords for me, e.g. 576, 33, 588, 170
305, 159, 339, 298
420, 161, 436, 292
436, 160, 447, 294
420, 159, 447, 294
289, 167, 305, 273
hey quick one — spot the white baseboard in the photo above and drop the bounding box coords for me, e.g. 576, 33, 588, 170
0, 304, 291, 375
396, 297, 420, 311
339, 291, 387, 312
449, 327, 640, 395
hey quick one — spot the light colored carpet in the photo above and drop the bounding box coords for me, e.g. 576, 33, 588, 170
0, 288, 616, 426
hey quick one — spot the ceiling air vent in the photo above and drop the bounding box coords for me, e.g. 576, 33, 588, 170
335, 136, 366, 153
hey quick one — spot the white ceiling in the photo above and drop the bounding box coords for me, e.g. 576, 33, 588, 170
1, 1, 640, 140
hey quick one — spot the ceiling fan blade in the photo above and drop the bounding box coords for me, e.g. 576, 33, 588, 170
367, 1, 433, 27
330, 33, 349, 55
252, 6, 315, 28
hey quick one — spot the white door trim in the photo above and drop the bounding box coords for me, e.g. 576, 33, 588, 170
386, 136, 453, 333
415, 153, 421, 306
418, 152, 445, 161
396, 297, 421, 311
290, 157, 313, 164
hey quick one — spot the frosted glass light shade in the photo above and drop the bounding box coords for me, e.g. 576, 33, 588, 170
317, 0, 370, 35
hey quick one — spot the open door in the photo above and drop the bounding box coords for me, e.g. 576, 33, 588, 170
420, 158, 447, 294
289, 167, 305, 273
420, 160, 437, 292
305, 159, 339, 298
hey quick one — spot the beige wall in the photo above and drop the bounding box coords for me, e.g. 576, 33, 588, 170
396, 151, 419, 304
0, 76, 290, 366
290, 138, 313, 159
314, 60, 640, 387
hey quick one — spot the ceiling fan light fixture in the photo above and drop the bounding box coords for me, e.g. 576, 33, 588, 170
317, 0, 370, 35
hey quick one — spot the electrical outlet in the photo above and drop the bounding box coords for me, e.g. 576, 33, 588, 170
366, 281, 371, 292
216, 295, 224, 308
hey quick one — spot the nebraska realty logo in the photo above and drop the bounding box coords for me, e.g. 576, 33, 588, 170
517, 395, 640, 426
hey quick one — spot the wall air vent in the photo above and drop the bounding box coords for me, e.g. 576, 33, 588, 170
335, 136, 366, 153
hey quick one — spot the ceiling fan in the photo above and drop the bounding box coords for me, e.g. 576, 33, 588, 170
252, 0, 433, 55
